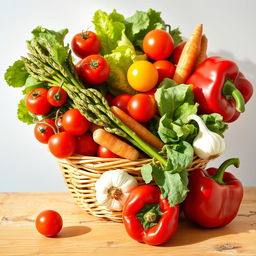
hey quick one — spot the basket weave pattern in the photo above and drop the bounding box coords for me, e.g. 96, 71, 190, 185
58, 155, 209, 222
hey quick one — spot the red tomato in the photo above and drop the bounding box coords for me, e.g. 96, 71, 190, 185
110, 94, 132, 113
80, 55, 110, 84
35, 210, 63, 237
97, 145, 120, 158
62, 109, 90, 136
128, 94, 157, 123
143, 30, 174, 60
153, 60, 175, 84
48, 132, 76, 158
71, 31, 101, 59
47, 86, 67, 107
34, 119, 56, 144
171, 41, 186, 64
26, 88, 52, 115
75, 132, 98, 156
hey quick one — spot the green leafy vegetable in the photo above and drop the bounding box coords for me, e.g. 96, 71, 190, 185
29, 26, 69, 64
93, 10, 125, 55
5, 60, 29, 88
200, 113, 228, 137
104, 32, 137, 95
169, 27, 183, 46
17, 98, 38, 124
165, 142, 194, 172
22, 76, 47, 95
141, 140, 193, 206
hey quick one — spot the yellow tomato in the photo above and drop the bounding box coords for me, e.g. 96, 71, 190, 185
127, 60, 158, 92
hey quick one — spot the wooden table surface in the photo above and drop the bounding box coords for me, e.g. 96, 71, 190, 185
0, 187, 256, 256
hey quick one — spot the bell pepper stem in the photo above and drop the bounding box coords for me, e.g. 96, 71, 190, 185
211, 158, 240, 184
222, 79, 245, 112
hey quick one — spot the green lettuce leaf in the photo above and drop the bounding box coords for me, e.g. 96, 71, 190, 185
104, 32, 137, 95
154, 170, 189, 207
17, 98, 38, 124
29, 26, 69, 65
165, 141, 194, 173
5, 60, 29, 88
155, 78, 194, 118
200, 113, 228, 137
93, 10, 125, 55
22, 76, 47, 95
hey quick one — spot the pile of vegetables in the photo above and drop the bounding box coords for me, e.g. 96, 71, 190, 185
5, 9, 253, 245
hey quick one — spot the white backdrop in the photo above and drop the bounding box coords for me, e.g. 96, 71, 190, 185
0, 0, 255, 191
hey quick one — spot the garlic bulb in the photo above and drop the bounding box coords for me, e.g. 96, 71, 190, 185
95, 169, 138, 211
188, 114, 225, 160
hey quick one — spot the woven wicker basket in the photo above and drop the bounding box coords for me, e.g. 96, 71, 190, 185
58, 155, 208, 222
58, 155, 209, 222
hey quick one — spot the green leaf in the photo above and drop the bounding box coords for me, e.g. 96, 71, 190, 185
17, 98, 38, 124
141, 163, 161, 184
104, 32, 137, 95
169, 27, 183, 46
158, 114, 197, 143
125, 9, 165, 49
200, 113, 228, 137
22, 76, 47, 95
174, 102, 199, 123
155, 79, 194, 118
29, 26, 69, 65
125, 11, 150, 40
165, 141, 194, 172
5, 60, 29, 88
153, 169, 189, 206
92, 10, 125, 55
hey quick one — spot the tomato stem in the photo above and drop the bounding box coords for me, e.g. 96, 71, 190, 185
88, 60, 99, 69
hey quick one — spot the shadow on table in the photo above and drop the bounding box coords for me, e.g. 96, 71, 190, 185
162, 213, 255, 248
58, 225, 91, 238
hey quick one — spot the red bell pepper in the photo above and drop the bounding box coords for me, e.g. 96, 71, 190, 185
187, 56, 253, 122
183, 158, 243, 228
122, 185, 179, 245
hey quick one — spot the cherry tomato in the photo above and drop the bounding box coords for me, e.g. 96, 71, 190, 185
97, 145, 120, 158
75, 132, 98, 156
35, 210, 63, 237
71, 31, 101, 59
110, 94, 132, 113
143, 29, 174, 60
127, 61, 158, 92
47, 86, 67, 107
153, 60, 175, 84
171, 41, 186, 64
128, 94, 157, 122
62, 109, 90, 136
48, 131, 76, 158
34, 119, 56, 144
26, 88, 52, 115
80, 55, 110, 84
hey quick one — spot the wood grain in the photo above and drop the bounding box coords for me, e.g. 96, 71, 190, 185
0, 188, 256, 256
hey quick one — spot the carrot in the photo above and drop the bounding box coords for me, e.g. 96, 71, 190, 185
195, 34, 208, 68
173, 24, 203, 84
92, 128, 140, 161
111, 106, 164, 150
